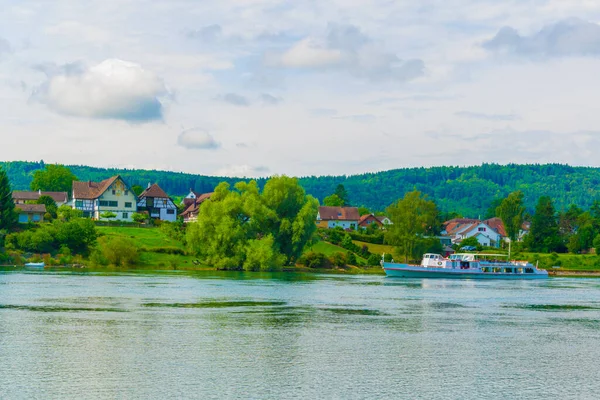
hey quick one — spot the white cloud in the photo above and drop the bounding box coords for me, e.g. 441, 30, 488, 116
219, 93, 250, 106
0, 37, 11, 55
32, 59, 168, 122
215, 164, 270, 177
260, 93, 282, 105
483, 18, 600, 58
278, 38, 344, 67
266, 23, 425, 82
177, 128, 220, 150
455, 111, 519, 121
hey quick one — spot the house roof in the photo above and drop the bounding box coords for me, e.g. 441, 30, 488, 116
358, 214, 382, 226
12, 191, 68, 203
182, 192, 213, 216
72, 176, 119, 200
484, 217, 507, 237
138, 183, 170, 199
15, 204, 46, 213
318, 206, 360, 221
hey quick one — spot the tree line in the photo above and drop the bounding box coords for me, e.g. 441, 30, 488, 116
5, 161, 600, 217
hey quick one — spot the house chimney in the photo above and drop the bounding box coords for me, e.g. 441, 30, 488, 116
147, 182, 151, 189
38, 189, 41, 195
88, 180, 92, 187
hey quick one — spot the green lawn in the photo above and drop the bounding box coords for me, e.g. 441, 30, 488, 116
96, 226, 185, 250
352, 241, 395, 257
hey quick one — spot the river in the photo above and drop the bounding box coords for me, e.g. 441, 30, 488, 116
1, 270, 600, 399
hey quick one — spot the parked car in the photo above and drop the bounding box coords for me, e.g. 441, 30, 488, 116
461, 245, 477, 251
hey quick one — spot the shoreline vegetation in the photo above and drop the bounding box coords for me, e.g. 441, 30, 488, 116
3, 165, 600, 277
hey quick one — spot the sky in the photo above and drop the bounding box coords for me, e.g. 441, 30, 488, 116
2, 0, 600, 177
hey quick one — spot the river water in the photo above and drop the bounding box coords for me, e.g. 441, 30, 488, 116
1, 270, 599, 399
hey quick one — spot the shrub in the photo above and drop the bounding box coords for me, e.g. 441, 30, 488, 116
97, 237, 140, 267
347, 252, 357, 266
367, 254, 382, 266
299, 251, 330, 268
330, 252, 347, 267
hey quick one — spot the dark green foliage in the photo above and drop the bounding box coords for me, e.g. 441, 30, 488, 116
526, 196, 564, 253
348, 231, 384, 244
93, 237, 139, 267
496, 191, 525, 241
298, 251, 331, 268
334, 184, 349, 205
131, 185, 144, 196
5, 219, 97, 255
459, 236, 480, 250
347, 251, 357, 265
0, 167, 17, 230
330, 252, 347, 267
6, 161, 600, 217
36, 195, 58, 219
367, 254, 381, 266
30, 164, 77, 193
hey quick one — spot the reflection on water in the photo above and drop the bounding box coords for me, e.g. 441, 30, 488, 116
1, 271, 600, 399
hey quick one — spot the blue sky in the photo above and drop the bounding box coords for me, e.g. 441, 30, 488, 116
1, 0, 600, 177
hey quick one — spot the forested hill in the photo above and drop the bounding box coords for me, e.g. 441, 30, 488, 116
2, 161, 600, 217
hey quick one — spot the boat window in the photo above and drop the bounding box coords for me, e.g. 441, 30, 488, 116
525, 268, 534, 274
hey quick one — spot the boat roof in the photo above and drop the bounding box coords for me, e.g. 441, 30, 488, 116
453, 253, 508, 258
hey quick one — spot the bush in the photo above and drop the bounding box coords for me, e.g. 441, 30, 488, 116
96, 237, 140, 267
298, 251, 331, 268
347, 252, 357, 266
367, 254, 382, 266
159, 221, 185, 243
330, 252, 347, 267
348, 231, 384, 244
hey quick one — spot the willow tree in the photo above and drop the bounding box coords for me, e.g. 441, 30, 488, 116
385, 190, 439, 262
186, 176, 318, 271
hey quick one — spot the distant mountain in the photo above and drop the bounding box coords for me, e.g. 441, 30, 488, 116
2, 161, 599, 217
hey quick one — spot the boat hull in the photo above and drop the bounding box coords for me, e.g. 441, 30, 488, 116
383, 263, 548, 280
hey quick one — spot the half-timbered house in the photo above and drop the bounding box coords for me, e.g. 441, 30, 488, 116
71, 176, 138, 221
137, 183, 177, 222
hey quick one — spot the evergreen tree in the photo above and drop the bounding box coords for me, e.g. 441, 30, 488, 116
0, 167, 17, 230
334, 184, 349, 206
526, 196, 563, 252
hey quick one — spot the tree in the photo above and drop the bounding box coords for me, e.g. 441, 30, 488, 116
496, 191, 525, 242
36, 195, 58, 219
525, 196, 563, 252
323, 194, 344, 206
485, 197, 503, 219
30, 164, 77, 193
0, 167, 17, 230
57, 205, 82, 221
186, 176, 318, 270
334, 184, 349, 206
459, 236, 480, 249
132, 213, 147, 223
358, 206, 371, 216
100, 211, 117, 220
385, 190, 439, 262
131, 185, 144, 196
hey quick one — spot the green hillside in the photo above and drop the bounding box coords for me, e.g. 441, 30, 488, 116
2, 161, 600, 216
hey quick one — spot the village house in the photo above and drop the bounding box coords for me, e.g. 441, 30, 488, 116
137, 183, 178, 222
12, 190, 69, 206
358, 214, 392, 229
15, 204, 46, 223
442, 218, 503, 248
181, 192, 213, 223
316, 206, 360, 230
71, 176, 138, 221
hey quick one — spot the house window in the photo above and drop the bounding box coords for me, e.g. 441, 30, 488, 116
478, 227, 486, 232
75, 200, 83, 208
122, 212, 128, 219
108, 201, 118, 207
125, 202, 132, 208
146, 198, 154, 208
99, 200, 109, 207
112, 190, 116, 195
125, 190, 129, 195
32, 214, 41, 222
167, 209, 175, 215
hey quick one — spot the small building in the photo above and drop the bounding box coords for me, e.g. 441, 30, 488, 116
358, 214, 383, 228
12, 190, 69, 206
181, 189, 205, 208
316, 206, 360, 230
137, 183, 177, 222
72, 175, 138, 221
442, 218, 503, 248
181, 192, 213, 223
15, 204, 46, 223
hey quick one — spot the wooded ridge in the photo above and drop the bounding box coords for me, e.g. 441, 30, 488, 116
2, 161, 598, 216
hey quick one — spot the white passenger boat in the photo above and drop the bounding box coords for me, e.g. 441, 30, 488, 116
24, 262, 45, 269
382, 253, 548, 279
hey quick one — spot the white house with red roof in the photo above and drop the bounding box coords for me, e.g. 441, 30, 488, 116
442, 218, 503, 248
316, 206, 360, 230
12, 190, 69, 206
137, 183, 177, 222
181, 192, 213, 223
71, 176, 138, 221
